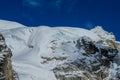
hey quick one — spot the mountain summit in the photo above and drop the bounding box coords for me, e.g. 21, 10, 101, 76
0, 20, 120, 80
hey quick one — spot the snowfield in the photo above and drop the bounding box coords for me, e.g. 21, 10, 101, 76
0, 20, 119, 80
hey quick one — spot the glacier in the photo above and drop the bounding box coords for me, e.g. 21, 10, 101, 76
0, 20, 120, 80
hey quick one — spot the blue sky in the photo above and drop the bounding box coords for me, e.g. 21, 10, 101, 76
0, 0, 120, 40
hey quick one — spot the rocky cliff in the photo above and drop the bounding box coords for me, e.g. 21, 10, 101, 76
53, 36, 119, 80
0, 33, 15, 80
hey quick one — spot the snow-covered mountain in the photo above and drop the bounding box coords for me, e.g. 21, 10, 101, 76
0, 20, 120, 80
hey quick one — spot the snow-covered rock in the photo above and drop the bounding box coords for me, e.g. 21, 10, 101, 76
91, 26, 115, 40
0, 20, 120, 80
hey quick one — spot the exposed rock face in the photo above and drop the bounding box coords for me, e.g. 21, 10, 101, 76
53, 36, 118, 80
0, 33, 14, 80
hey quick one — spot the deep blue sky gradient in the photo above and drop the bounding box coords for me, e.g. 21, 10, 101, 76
0, 0, 120, 40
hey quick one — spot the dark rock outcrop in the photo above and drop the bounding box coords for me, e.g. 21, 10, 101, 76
0, 33, 16, 80
53, 36, 118, 80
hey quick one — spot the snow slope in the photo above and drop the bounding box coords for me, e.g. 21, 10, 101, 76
0, 20, 25, 30
91, 26, 115, 40
0, 20, 119, 80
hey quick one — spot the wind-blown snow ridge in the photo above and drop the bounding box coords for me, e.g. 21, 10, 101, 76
0, 20, 119, 80
0, 20, 25, 30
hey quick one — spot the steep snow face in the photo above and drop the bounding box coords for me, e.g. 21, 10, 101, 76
91, 26, 115, 40
0, 20, 118, 80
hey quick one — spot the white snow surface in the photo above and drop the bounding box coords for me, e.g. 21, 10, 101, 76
0, 20, 25, 30
0, 20, 117, 80
91, 26, 115, 40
